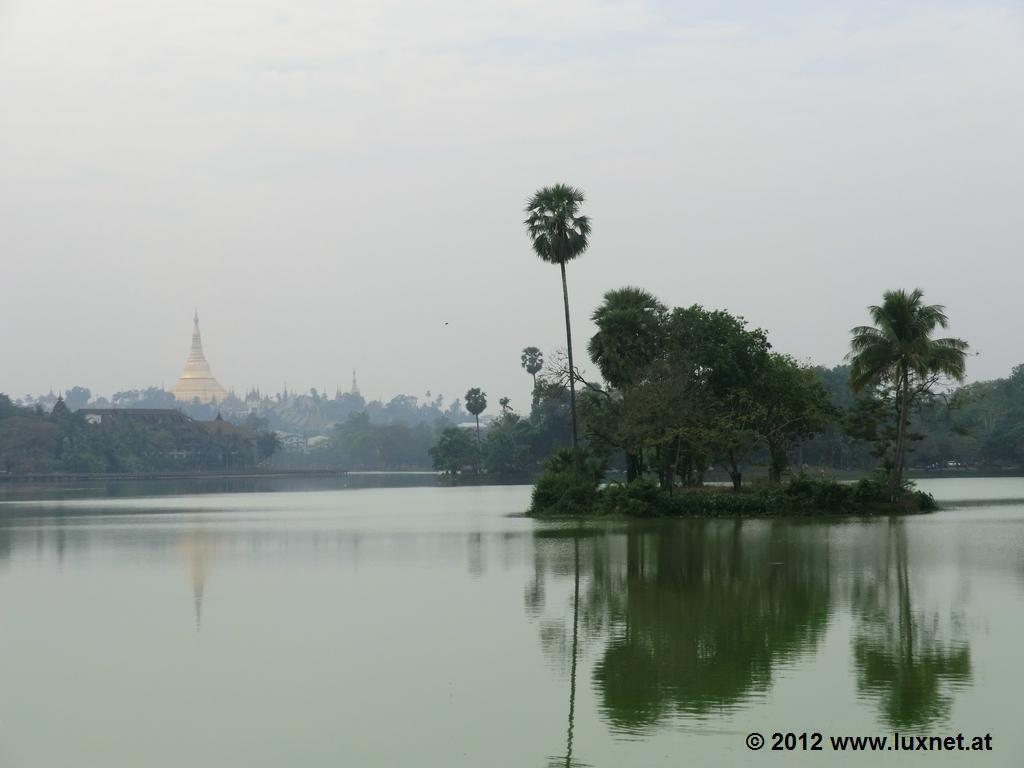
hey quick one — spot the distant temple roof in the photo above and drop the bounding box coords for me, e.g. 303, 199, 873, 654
197, 418, 257, 442
169, 311, 228, 404
78, 407, 192, 424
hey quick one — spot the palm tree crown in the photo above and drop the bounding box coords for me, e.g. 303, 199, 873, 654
588, 287, 667, 389
524, 184, 591, 265
848, 288, 968, 501
848, 288, 968, 391
465, 388, 488, 418
521, 347, 544, 377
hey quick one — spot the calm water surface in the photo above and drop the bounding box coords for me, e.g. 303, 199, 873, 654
1, 478, 1022, 767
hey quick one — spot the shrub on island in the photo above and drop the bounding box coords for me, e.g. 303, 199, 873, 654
529, 465, 937, 518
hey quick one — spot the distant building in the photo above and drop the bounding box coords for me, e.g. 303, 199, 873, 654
78, 408, 193, 427
170, 311, 228, 404
198, 414, 258, 449
277, 432, 308, 453
78, 408, 258, 459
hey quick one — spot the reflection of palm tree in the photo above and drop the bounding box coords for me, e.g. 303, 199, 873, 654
546, 534, 589, 768
565, 536, 580, 768
851, 521, 970, 727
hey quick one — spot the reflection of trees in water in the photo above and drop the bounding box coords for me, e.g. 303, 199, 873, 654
529, 521, 832, 743
595, 522, 832, 730
850, 521, 970, 728
531, 519, 978, 738
467, 531, 485, 578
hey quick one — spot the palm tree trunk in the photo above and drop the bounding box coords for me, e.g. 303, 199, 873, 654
625, 451, 640, 483
890, 372, 910, 502
728, 449, 742, 491
768, 440, 786, 484
560, 262, 579, 452
475, 415, 481, 474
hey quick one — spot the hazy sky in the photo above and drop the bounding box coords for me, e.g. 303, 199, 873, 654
2, 0, 1021, 409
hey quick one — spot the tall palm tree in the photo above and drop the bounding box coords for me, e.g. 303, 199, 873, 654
464, 387, 488, 445
521, 346, 544, 391
848, 289, 968, 500
465, 387, 488, 475
524, 184, 591, 452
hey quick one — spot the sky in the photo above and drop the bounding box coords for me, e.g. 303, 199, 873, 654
1, 0, 1022, 410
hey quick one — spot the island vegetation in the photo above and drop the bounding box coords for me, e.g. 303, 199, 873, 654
511, 183, 968, 517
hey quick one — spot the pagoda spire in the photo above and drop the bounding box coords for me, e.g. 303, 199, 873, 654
170, 310, 228, 403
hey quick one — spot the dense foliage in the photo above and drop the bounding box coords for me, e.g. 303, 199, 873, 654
0, 395, 277, 474
429, 382, 574, 476
521, 285, 967, 517
530, 470, 936, 518
581, 290, 833, 491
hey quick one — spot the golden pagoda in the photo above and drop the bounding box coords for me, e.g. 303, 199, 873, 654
170, 311, 228, 403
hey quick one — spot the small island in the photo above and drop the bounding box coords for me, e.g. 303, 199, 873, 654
531, 461, 938, 518
511, 186, 964, 519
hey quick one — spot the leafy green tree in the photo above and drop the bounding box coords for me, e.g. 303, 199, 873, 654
0, 394, 21, 420
666, 306, 771, 489
483, 413, 537, 475
520, 347, 544, 390
524, 184, 591, 452
429, 426, 478, 476
256, 431, 282, 462
755, 354, 835, 483
63, 386, 91, 411
528, 379, 573, 459
848, 289, 968, 499
328, 412, 437, 470
0, 416, 60, 473
587, 287, 667, 482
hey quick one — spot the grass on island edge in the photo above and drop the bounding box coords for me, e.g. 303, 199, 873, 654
528, 452, 937, 518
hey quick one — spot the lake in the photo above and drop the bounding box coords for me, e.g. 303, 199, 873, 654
1, 478, 1022, 766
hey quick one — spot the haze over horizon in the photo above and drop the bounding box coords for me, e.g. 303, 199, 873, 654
2, 0, 1021, 408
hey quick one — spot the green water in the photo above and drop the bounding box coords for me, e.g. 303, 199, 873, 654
1, 478, 1022, 766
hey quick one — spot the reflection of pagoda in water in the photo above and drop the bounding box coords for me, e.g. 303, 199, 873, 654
180, 528, 214, 630
170, 311, 228, 403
